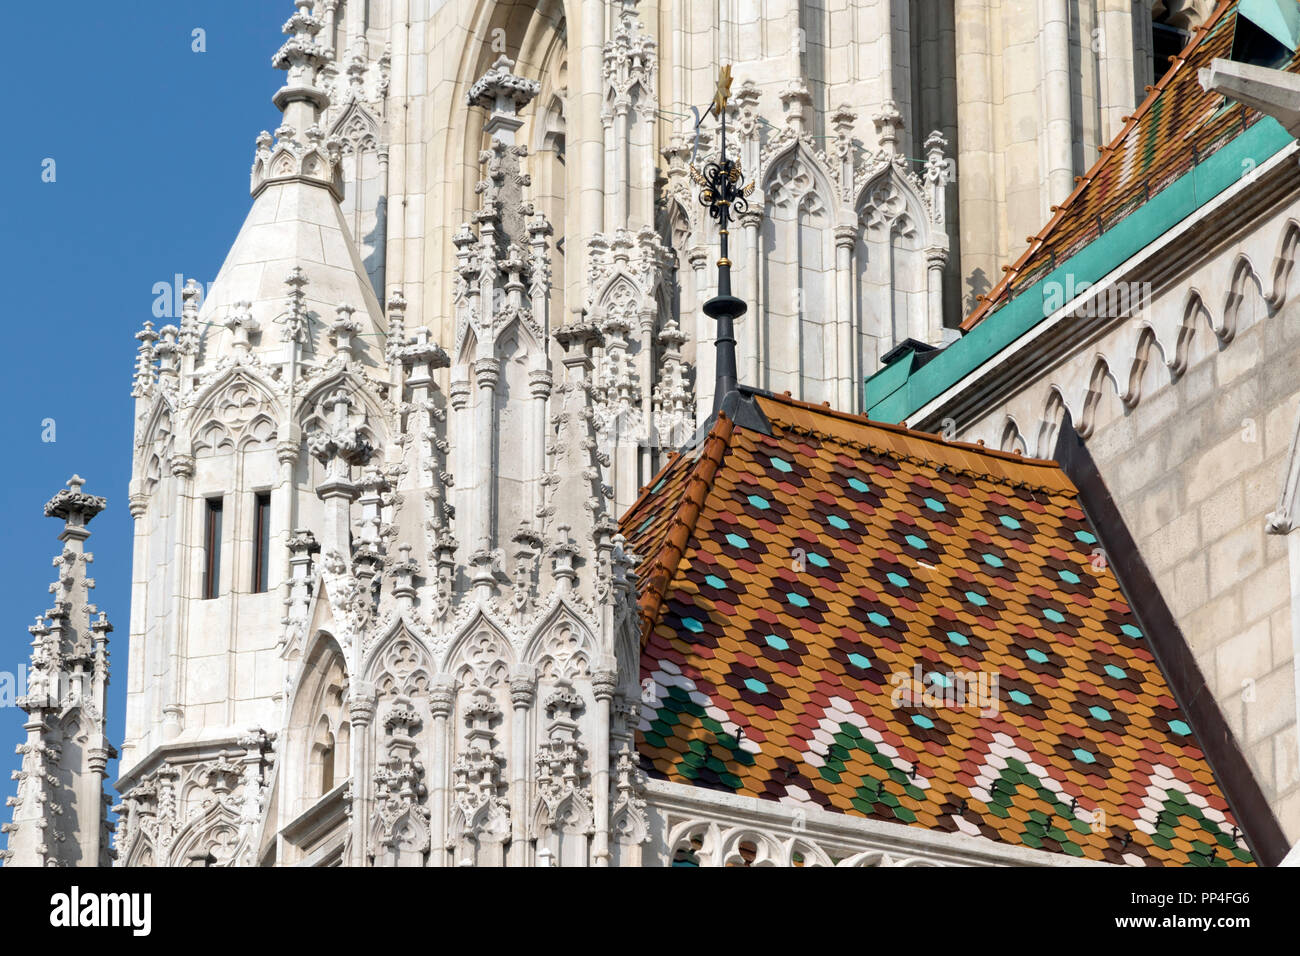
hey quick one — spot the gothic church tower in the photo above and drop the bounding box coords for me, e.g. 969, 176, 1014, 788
113, 1, 643, 868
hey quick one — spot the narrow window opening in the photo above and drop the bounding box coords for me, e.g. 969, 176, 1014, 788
320, 734, 335, 797
253, 492, 272, 594
202, 497, 223, 600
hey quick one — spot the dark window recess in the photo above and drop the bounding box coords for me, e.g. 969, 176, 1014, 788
253, 492, 272, 594
202, 498, 223, 600
1152, 22, 1193, 83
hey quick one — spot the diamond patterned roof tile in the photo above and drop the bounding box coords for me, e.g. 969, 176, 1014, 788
624, 392, 1254, 866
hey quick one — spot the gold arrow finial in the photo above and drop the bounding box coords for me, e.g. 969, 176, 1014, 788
712, 64, 733, 117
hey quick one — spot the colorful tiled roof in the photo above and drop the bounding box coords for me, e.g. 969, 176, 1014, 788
624, 392, 1253, 866
963, 0, 1296, 329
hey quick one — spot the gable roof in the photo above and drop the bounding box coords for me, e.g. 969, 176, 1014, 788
624, 391, 1254, 866
964, 0, 1286, 329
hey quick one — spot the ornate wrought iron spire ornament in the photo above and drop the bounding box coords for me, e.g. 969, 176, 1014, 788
691, 65, 754, 413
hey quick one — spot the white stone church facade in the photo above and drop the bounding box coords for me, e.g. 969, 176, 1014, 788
5, 0, 1254, 868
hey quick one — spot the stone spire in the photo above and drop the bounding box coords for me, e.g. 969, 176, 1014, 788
254, 0, 341, 199
180, 0, 382, 371
1, 477, 115, 867
451, 56, 545, 567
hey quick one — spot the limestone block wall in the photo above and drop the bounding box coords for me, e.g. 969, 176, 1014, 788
1077, 291, 1300, 839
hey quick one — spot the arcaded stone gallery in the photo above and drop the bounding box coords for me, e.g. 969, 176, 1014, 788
5, 0, 1300, 867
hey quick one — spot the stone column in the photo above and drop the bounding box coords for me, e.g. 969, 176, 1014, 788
163, 453, 196, 740
385, 0, 409, 307
578, 0, 607, 307
344, 0, 366, 57
449, 375, 471, 543
473, 357, 500, 553
927, 248, 948, 346
508, 668, 536, 866
528, 369, 552, 523
428, 678, 455, 867
636, 309, 655, 488
688, 246, 712, 420
834, 224, 856, 412
613, 100, 630, 229
1040, 0, 1074, 208
274, 439, 300, 593
591, 665, 618, 866
347, 693, 375, 867
126, 491, 149, 766
742, 210, 763, 389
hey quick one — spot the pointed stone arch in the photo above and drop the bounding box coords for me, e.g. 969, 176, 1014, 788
1122, 326, 1169, 410
363, 622, 435, 699
169, 801, 244, 867
189, 367, 286, 447
446, 0, 564, 232
283, 631, 351, 819
1035, 388, 1071, 460
297, 369, 387, 440
526, 615, 595, 682
531, 778, 593, 867
1078, 356, 1123, 439
1222, 255, 1267, 343
1172, 288, 1217, 375
135, 393, 177, 472
854, 167, 931, 246
125, 834, 156, 869
999, 417, 1028, 455
1267, 217, 1300, 309
855, 167, 933, 355
762, 139, 836, 221
443, 612, 515, 687
329, 98, 381, 156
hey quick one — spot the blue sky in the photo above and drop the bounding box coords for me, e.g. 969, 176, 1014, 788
0, 2, 291, 838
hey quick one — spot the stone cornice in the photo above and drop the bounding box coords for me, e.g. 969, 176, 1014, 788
644, 779, 1110, 867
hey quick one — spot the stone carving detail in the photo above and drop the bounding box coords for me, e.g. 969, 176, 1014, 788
113, 730, 276, 868
449, 688, 511, 866
768, 155, 826, 218
665, 820, 943, 867
533, 680, 593, 862
860, 179, 916, 238
374, 636, 431, 698
370, 697, 430, 866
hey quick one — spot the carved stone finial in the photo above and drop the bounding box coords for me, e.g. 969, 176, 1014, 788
873, 100, 905, 158
466, 55, 540, 144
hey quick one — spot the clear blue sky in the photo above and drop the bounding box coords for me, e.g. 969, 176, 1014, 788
0, 2, 293, 840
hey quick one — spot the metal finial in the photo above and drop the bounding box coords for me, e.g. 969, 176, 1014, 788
690, 65, 754, 415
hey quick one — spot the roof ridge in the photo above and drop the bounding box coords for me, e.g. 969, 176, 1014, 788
961, 0, 1236, 330
750, 392, 1078, 494
758, 390, 1060, 466
635, 413, 735, 633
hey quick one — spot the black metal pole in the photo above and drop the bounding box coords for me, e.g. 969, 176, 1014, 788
700, 108, 748, 415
